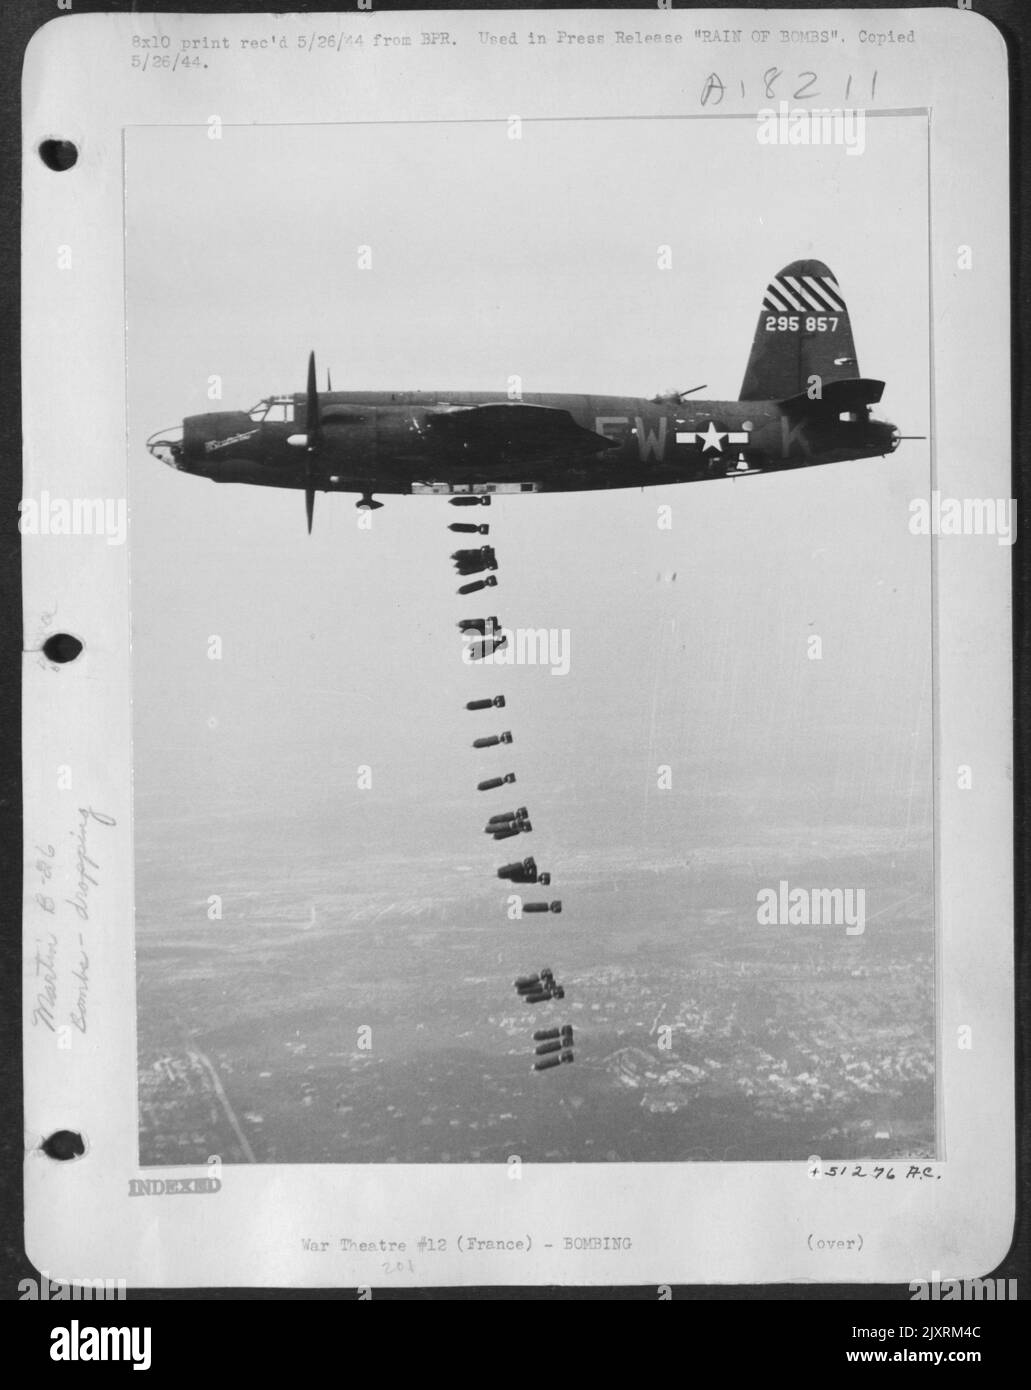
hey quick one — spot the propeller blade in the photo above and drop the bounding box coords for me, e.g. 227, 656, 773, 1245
303, 352, 323, 535
326, 368, 333, 391
306, 351, 322, 448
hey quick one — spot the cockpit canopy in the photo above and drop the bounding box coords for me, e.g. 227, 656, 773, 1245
248, 395, 296, 424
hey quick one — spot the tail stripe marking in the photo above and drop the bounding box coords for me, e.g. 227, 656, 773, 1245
763, 286, 792, 313
772, 277, 806, 312
802, 275, 845, 312
796, 278, 836, 312
786, 276, 831, 314
764, 275, 846, 315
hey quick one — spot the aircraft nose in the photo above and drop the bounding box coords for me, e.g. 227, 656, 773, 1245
146, 424, 185, 468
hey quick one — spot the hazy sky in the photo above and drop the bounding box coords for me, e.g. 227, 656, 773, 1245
126, 116, 931, 848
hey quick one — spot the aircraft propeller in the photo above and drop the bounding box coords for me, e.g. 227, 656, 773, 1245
288, 354, 378, 528
304, 350, 322, 533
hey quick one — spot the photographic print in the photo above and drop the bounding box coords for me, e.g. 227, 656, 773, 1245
22, 8, 1012, 1289
127, 113, 935, 1166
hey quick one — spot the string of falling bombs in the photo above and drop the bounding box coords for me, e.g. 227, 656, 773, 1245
448, 497, 575, 1074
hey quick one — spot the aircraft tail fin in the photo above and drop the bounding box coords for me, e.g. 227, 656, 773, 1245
739, 260, 862, 401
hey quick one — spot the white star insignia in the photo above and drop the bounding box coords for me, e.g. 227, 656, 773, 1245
697, 421, 726, 452
675, 421, 726, 451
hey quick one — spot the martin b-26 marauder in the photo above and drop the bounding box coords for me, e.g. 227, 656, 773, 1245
147, 260, 916, 531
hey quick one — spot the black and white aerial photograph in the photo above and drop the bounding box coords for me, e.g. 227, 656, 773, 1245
127, 113, 934, 1168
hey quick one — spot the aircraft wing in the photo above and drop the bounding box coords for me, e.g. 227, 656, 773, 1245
426, 403, 618, 463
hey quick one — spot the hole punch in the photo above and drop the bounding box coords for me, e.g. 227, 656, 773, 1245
38, 139, 78, 172
42, 633, 83, 664
41, 1130, 85, 1161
